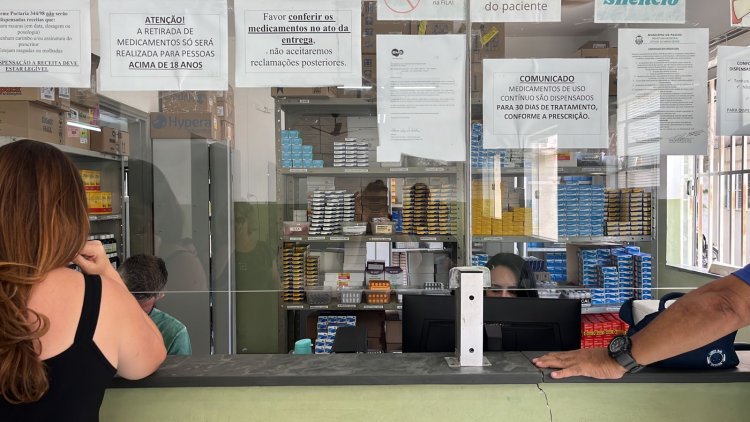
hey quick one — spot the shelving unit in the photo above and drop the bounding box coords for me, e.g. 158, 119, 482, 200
274, 97, 466, 348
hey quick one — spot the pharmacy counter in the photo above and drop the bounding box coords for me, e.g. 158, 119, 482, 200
102, 352, 750, 421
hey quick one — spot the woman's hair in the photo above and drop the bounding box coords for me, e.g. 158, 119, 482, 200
485, 253, 538, 298
0, 140, 89, 404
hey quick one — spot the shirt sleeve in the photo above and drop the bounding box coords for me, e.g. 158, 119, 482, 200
167, 328, 192, 356
734, 264, 750, 286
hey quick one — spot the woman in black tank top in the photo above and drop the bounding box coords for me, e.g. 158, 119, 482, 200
0, 140, 166, 421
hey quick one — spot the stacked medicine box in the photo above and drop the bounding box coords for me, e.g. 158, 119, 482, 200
633, 252, 653, 299
282, 244, 308, 302
471, 253, 489, 267
470, 122, 524, 169
314, 315, 356, 354
612, 247, 635, 303
558, 182, 605, 237
308, 190, 356, 235
546, 252, 567, 283
333, 139, 369, 167
578, 249, 599, 289
280, 129, 325, 169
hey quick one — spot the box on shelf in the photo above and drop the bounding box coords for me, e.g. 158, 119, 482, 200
283, 221, 310, 236
221, 120, 234, 146
159, 91, 218, 113
86, 191, 113, 214
362, 54, 376, 88
71, 54, 100, 109
90, 127, 130, 156
56, 88, 71, 110
80, 169, 101, 191
470, 23, 505, 62
216, 102, 234, 123
270, 87, 336, 98
0, 87, 56, 107
574, 43, 617, 95
411, 20, 460, 35
64, 125, 90, 150
362, 18, 411, 54
149, 112, 220, 139
0, 101, 64, 144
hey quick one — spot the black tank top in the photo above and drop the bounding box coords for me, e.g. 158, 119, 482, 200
0, 274, 117, 421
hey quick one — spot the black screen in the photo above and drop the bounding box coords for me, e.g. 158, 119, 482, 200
402, 295, 581, 353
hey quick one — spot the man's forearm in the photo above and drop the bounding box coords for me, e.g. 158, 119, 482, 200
630, 275, 750, 365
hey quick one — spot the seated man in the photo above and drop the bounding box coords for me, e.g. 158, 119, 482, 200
119, 254, 192, 355
484, 253, 538, 298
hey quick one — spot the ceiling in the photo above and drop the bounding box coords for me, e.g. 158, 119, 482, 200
506, 0, 733, 39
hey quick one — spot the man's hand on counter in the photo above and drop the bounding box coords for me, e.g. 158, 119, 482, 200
532, 348, 628, 380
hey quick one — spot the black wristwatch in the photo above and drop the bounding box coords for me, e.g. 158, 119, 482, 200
608, 335, 644, 373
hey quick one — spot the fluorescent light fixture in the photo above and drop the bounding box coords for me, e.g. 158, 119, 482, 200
393, 86, 436, 90
337, 86, 373, 90
66, 121, 101, 132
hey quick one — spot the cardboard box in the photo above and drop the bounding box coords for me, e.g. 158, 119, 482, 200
411, 21, 459, 35
64, 126, 90, 150
0, 101, 63, 144
56, 88, 71, 110
270, 87, 336, 98
71, 53, 100, 108
0, 87, 56, 106
90, 127, 130, 156
86, 191, 112, 214
159, 91, 218, 113
216, 102, 234, 123
385, 320, 402, 344
362, 7, 411, 55
149, 112, 220, 139
471, 23, 505, 62
216, 85, 234, 104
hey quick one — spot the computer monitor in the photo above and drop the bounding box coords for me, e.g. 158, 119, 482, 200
402, 294, 581, 353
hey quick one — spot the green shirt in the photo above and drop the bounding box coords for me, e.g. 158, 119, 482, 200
150, 308, 192, 356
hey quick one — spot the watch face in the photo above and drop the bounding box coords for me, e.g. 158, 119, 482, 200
609, 336, 626, 353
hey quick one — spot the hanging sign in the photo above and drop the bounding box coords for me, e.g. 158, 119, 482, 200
482, 58, 610, 149
0, 0, 91, 87
376, 35, 466, 162
98, 0, 228, 91
717, 46, 750, 136
235, 0, 362, 88
377, 0, 466, 21
470, 0, 561, 23
617, 29, 709, 155
732, 0, 750, 27
595, 0, 685, 24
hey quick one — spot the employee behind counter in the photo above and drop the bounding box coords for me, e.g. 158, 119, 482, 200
484, 253, 538, 298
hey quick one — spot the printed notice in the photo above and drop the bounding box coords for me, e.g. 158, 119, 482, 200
618, 29, 709, 155
470, 0, 561, 22
717, 46, 750, 136
0, 0, 91, 87
732, 0, 750, 27
98, 0, 228, 91
482, 59, 609, 149
596, 0, 685, 24
235, 0, 362, 87
376, 35, 466, 162
378, 0, 466, 21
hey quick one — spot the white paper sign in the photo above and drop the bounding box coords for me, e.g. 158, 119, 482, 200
470, 0, 561, 22
482, 59, 609, 149
717, 46, 750, 136
0, 0, 91, 87
732, 0, 750, 27
617, 29, 709, 156
376, 35, 466, 162
235, 0, 362, 88
98, 0, 228, 91
377, 0, 466, 21
596, 0, 685, 24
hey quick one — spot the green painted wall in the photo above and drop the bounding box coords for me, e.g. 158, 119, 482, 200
101, 383, 750, 421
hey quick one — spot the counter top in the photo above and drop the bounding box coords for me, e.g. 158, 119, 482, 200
111, 351, 750, 389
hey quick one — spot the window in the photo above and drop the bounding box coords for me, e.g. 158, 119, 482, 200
671, 79, 750, 269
